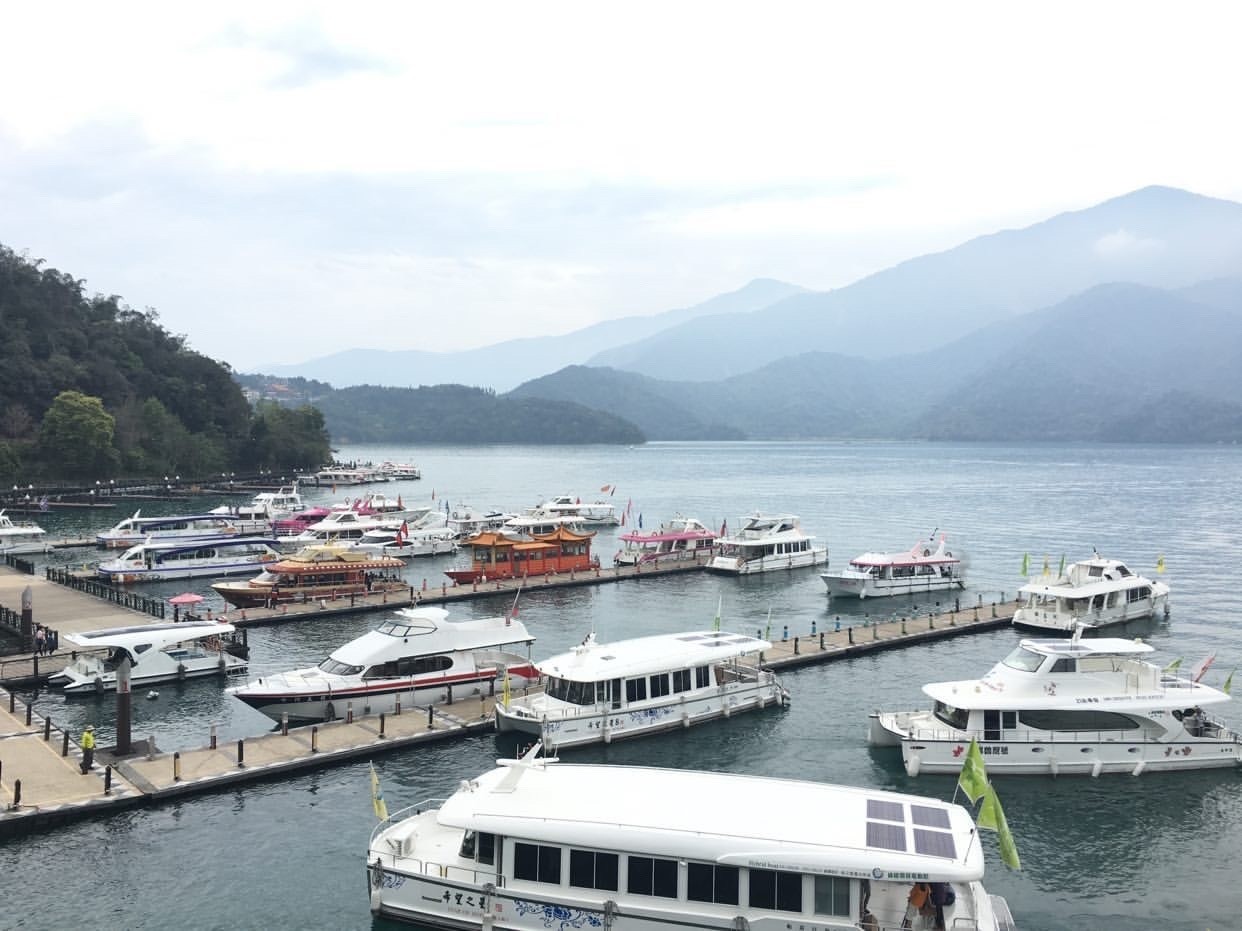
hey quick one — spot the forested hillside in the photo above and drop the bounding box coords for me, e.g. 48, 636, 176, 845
0, 246, 331, 482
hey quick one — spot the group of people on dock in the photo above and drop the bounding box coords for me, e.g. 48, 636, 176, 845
33, 624, 59, 655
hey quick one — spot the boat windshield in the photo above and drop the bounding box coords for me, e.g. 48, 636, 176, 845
318, 658, 363, 676
932, 701, 969, 730
544, 676, 597, 705
1001, 645, 1045, 672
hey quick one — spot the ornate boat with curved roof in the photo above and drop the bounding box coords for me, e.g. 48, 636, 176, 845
211, 544, 406, 608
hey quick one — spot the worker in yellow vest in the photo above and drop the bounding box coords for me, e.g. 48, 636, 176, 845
80, 725, 96, 774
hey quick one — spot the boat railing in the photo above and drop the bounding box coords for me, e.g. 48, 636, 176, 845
369, 799, 447, 843
907, 725, 1233, 745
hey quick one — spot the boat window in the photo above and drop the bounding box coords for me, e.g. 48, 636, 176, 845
672, 669, 691, 693
649, 673, 670, 698
1117, 565, 1132, 577
134, 644, 153, 654
748, 868, 802, 912
813, 875, 851, 917
932, 701, 969, 730
1018, 709, 1141, 732
1001, 645, 1045, 672
458, 830, 476, 859
1050, 658, 1077, 673
566, 680, 596, 705
513, 842, 561, 885
626, 677, 648, 703
363, 662, 398, 679
396, 655, 453, 676
318, 658, 363, 676
687, 863, 739, 905
569, 849, 619, 892
1088, 565, 1104, 577
695, 666, 710, 688
1127, 586, 1151, 603
627, 856, 678, 898
1002, 711, 1017, 729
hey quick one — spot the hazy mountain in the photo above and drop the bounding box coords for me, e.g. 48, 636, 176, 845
587, 186, 1242, 381
254, 278, 805, 392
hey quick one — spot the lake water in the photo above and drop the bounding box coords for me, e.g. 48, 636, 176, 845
5, 441, 1241, 931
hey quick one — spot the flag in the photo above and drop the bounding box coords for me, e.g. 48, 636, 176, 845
397, 494, 403, 509
957, 738, 988, 804
1156, 554, 1166, 574
620, 512, 626, 527
720, 519, 727, 538
1191, 654, 1216, 683
600, 484, 610, 493
395, 520, 408, 545
713, 595, 722, 632
638, 513, 643, 529
370, 762, 388, 821
1042, 555, 1050, 577
502, 668, 511, 710
1021, 553, 1029, 576
609, 484, 616, 497
978, 785, 1021, 870
1163, 657, 1183, 674
1223, 668, 1235, 696
626, 498, 632, 515
1058, 553, 1066, 576
431, 488, 436, 499
509, 587, 520, 621
764, 605, 772, 642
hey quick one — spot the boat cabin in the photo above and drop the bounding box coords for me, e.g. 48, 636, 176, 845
445, 526, 597, 584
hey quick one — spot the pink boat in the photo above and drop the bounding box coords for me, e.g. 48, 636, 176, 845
613, 514, 719, 566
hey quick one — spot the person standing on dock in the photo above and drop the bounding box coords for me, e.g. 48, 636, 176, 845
35, 625, 46, 655
80, 725, 96, 773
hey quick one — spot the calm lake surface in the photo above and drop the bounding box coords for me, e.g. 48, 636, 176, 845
5, 441, 1241, 931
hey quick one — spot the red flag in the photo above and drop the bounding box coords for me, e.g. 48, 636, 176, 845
1192, 654, 1216, 683
720, 519, 727, 537
600, 484, 610, 493
396, 520, 409, 544
397, 494, 403, 509
431, 488, 436, 499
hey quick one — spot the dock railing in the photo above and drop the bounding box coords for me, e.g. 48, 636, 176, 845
44, 566, 167, 620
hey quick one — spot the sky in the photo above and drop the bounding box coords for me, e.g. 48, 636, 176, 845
2, 1, 1241, 372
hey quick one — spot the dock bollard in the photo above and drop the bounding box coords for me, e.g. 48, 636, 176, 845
819, 632, 825, 650
25, 702, 32, 726
793, 636, 799, 655
873, 622, 879, 640
783, 625, 788, 641
62, 731, 70, 757
811, 620, 817, 635
379, 713, 386, 739
901, 618, 907, 635
427, 706, 435, 730
974, 605, 979, 622
394, 694, 402, 716
835, 617, 841, 632
992, 602, 997, 618
147, 736, 155, 761
43, 716, 51, 741
281, 712, 289, 736
210, 724, 218, 750
10, 778, 19, 810
929, 612, 935, 630
347, 702, 354, 724
311, 726, 319, 753
237, 739, 245, 768
848, 627, 854, 644
8, 692, 13, 713
446, 684, 453, 705
173, 751, 182, 782
104, 765, 112, 795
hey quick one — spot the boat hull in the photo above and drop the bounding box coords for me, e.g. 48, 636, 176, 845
707, 548, 827, 575
899, 736, 1241, 776
1012, 591, 1170, 632
823, 572, 965, 599
97, 557, 279, 584
59, 655, 247, 695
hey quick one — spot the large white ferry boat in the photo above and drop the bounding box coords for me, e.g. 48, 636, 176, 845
95, 537, 281, 583
53, 622, 248, 694
502, 509, 587, 537
0, 509, 49, 555
228, 607, 538, 723
707, 513, 828, 575
95, 511, 244, 549
535, 494, 621, 526
494, 629, 786, 748
613, 514, 718, 567
869, 627, 1241, 776
367, 749, 1017, 930
445, 505, 515, 537
210, 485, 305, 524
822, 533, 965, 599
1011, 555, 1169, 632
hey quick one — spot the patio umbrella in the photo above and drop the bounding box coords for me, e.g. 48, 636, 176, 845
168, 592, 205, 606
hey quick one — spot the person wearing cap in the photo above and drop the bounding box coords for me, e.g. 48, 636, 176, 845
80, 725, 96, 773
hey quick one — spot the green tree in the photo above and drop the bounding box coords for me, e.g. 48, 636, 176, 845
36, 390, 120, 478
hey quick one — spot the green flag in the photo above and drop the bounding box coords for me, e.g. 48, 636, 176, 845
979, 784, 1022, 870
1163, 657, 1183, 674
957, 738, 988, 804
713, 595, 722, 633
1042, 555, 1050, 577
1223, 668, 1234, 696
763, 605, 772, 642
1021, 553, 1029, 576
1058, 553, 1066, 576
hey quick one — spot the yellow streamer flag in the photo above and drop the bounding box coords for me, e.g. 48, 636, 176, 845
978, 785, 1022, 870
1156, 554, 1166, 574
1021, 553, 1029, 577
957, 738, 988, 804
503, 668, 512, 710
1223, 668, 1234, 696
1163, 657, 1183, 674
713, 595, 722, 632
1042, 555, 1050, 577
370, 761, 388, 821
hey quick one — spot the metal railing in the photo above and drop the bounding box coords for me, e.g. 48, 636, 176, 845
44, 567, 166, 619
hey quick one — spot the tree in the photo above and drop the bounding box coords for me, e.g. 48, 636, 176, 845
36, 390, 120, 478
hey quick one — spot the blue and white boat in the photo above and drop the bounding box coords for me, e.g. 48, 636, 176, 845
96, 537, 282, 583
95, 510, 244, 549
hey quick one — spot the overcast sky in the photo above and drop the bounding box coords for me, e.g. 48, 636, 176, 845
2, 2, 1240, 372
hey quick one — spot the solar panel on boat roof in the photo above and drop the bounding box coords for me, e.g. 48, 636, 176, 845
866, 821, 906, 852
867, 799, 905, 823
913, 828, 957, 859
677, 634, 710, 642
910, 805, 951, 829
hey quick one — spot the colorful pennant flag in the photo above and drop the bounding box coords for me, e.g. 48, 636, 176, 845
370, 761, 388, 821
1191, 654, 1216, 683
1156, 554, 1166, 574
502, 668, 512, 710
1058, 553, 1066, 576
1042, 555, 1050, 577
978, 785, 1022, 870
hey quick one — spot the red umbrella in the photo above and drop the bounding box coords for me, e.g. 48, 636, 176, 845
168, 592, 205, 606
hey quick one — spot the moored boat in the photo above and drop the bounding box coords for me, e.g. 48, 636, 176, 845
495, 628, 786, 748
210, 485, 304, 524
0, 509, 49, 555
445, 505, 515, 537
367, 749, 1016, 930
228, 607, 537, 723
444, 526, 598, 585
868, 626, 1241, 776
1012, 554, 1169, 632
613, 514, 718, 567
535, 494, 621, 526
95, 511, 243, 549
52, 622, 248, 694
822, 532, 965, 599
96, 537, 282, 583
707, 512, 828, 575
211, 545, 407, 608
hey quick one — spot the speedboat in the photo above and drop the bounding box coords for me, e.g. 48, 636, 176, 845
0, 509, 49, 555
822, 532, 965, 599
367, 748, 1016, 930
95, 537, 282, 583
228, 607, 537, 723
95, 511, 243, 548
707, 512, 828, 575
286, 509, 393, 546
495, 629, 787, 748
869, 626, 1241, 776
1012, 554, 1170, 632
52, 622, 249, 694
613, 514, 718, 567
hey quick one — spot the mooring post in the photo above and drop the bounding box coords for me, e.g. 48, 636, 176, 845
281, 712, 289, 736
173, 751, 182, 782
43, 716, 51, 741
394, 694, 401, 716
848, 627, 854, 644
379, 712, 386, 739
427, 706, 435, 730
819, 632, 825, 650
346, 701, 354, 724
25, 702, 32, 726
311, 726, 319, 753
210, 723, 218, 750
237, 738, 245, 768
62, 731, 70, 757
794, 636, 799, 655
11, 778, 20, 810
104, 765, 112, 795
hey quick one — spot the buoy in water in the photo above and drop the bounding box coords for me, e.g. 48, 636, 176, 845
147, 690, 159, 700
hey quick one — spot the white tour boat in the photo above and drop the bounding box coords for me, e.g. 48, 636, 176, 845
1012, 554, 1170, 632
446, 505, 514, 537
95, 537, 282, 583
503, 508, 587, 537
52, 622, 248, 694
95, 511, 243, 549
869, 627, 1241, 776
228, 607, 538, 723
352, 522, 459, 559
536, 494, 621, 526
379, 461, 422, 480
494, 629, 786, 748
286, 508, 393, 546
613, 514, 718, 567
0, 509, 49, 555
707, 513, 828, 575
367, 749, 1017, 930
822, 533, 966, 599
210, 485, 305, 524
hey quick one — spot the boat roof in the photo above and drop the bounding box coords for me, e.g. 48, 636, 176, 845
536, 630, 769, 680
66, 621, 236, 651
109, 513, 236, 528
277, 546, 405, 570
1017, 636, 1154, 657
116, 537, 279, 555
850, 536, 960, 567
333, 608, 534, 664
434, 761, 984, 881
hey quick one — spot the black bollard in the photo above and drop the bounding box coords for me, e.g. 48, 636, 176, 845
11, 778, 20, 810
794, 636, 800, 655
62, 731, 70, 757
819, 632, 825, 650
104, 765, 112, 795
173, 751, 182, 781
25, 703, 32, 726
8, 692, 13, 713
446, 684, 453, 705
427, 706, 435, 730
346, 702, 354, 724
848, 627, 854, 644
379, 713, 386, 739
210, 724, 218, 750
43, 716, 51, 741
281, 712, 289, 736
394, 694, 402, 716
237, 739, 245, 768
311, 726, 320, 753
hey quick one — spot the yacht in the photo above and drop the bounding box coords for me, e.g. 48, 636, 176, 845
445, 505, 514, 537
353, 521, 459, 559
367, 748, 1016, 930
286, 509, 392, 546
53, 622, 248, 694
95, 537, 282, 583
869, 627, 1241, 776
822, 533, 965, 599
535, 494, 621, 526
707, 513, 828, 575
270, 507, 332, 539
210, 485, 304, 523
0, 509, 49, 555
503, 508, 587, 537
95, 511, 243, 549
495, 629, 787, 748
228, 607, 537, 723
613, 514, 718, 567
1012, 554, 1169, 632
